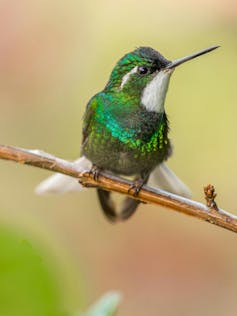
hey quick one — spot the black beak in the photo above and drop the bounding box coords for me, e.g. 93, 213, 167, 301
166, 45, 220, 69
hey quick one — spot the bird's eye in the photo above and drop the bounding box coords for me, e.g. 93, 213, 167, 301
137, 66, 149, 75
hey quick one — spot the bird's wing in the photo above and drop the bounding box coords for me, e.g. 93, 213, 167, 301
82, 96, 97, 146
149, 163, 191, 198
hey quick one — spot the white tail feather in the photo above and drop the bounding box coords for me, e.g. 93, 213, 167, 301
35, 156, 190, 199
35, 156, 92, 195
149, 163, 191, 198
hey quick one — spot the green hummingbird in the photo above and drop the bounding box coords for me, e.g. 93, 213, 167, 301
36, 45, 219, 222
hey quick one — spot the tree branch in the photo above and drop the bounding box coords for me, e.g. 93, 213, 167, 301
0, 144, 237, 233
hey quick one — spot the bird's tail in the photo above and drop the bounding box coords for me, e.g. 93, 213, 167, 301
97, 189, 140, 222
149, 162, 191, 198
35, 156, 190, 222
96, 163, 191, 222
35, 156, 92, 195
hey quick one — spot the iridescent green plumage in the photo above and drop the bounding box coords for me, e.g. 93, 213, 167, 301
81, 45, 218, 221
36, 45, 218, 222
81, 47, 172, 221
82, 93, 171, 176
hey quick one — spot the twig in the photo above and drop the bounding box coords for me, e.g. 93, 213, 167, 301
0, 144, 237, 233
204, 184, 218, 210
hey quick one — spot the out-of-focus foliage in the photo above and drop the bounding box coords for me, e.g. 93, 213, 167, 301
0, 225, 66, 316
80, 292, 121, 316
0, 224, 120, 316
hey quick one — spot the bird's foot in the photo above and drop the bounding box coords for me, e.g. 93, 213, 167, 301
89, 165, 102, 182
128, 178, 145, 197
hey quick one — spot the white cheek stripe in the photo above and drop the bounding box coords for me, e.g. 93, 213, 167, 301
120, 66, 138, 89
141, 70, 173, 113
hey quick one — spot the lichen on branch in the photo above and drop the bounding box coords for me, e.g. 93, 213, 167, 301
0, 144, 237, 233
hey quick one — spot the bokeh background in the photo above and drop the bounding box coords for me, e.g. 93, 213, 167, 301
0, 1, 237, 315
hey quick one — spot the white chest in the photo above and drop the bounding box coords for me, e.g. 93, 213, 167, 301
141, 70, 173, 112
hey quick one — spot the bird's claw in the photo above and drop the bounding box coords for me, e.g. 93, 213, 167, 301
128, 179, 145, 197
89, 165, 101, 181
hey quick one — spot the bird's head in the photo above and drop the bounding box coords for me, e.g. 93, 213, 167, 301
105, 45, 219, 113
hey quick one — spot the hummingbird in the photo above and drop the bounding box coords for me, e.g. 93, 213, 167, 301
36, 45, 219, 222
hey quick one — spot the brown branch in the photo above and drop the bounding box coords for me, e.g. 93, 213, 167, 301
0, 144, 237, 233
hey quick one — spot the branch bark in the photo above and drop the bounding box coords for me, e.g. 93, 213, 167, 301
0, 144, 237, 233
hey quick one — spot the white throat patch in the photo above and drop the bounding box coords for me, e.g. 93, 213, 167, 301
141, 69, 173, 112
120, 66, 138, 89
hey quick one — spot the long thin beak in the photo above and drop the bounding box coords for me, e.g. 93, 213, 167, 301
166, 45, 220, 69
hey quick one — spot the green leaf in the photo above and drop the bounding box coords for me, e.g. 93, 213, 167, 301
0, 226, 67, 316
79, 292, 121, 316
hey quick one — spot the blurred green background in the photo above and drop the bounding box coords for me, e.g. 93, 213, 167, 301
0, 1, 237, 315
